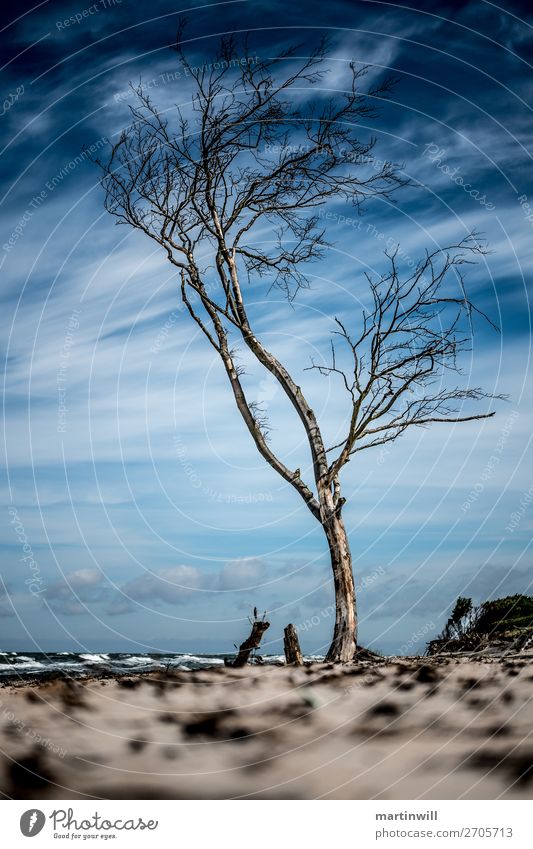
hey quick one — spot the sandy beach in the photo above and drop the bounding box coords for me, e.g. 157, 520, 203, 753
1, 654, 532, 800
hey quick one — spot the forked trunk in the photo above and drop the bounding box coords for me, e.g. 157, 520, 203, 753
321, 505, 357, 663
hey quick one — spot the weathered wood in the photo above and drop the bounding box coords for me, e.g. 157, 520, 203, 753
283, 624, 303, 665
225, 620, 270, 667
320, 481, 357, 663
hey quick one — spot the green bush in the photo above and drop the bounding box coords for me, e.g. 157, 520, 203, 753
475, 595, 533, 635
428, 593, 533, 653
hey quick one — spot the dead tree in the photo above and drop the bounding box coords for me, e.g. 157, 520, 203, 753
284, 624, 303, 665
99, 34, 501, 662
225, 620, 270, 667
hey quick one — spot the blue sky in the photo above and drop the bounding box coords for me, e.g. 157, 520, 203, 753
1, 0, 532, 655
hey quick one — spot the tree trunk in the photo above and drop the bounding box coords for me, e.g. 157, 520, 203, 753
225, 620, 270, 667
321, 505, 357, 663
284, 624, 303, 665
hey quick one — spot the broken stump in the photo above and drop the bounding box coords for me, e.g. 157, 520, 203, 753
284, 623, 303, 665
225, 620, 270, 667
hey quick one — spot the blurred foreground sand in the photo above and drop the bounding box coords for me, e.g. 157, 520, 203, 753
1, 655, 532, 799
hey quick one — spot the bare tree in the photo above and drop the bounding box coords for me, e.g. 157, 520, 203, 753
98, 35, 500, 662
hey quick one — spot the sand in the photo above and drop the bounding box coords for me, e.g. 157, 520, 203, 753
0, 654, 532, 800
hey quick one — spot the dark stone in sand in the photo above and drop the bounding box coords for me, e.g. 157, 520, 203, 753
283, 701, 313, 720
344, 666, 370, 677
87, 784, 179, 800
146, 680, 168, 695
59, 681, 90, 712
119, 678, 142, 689
128, 739, 148, 752
183, 715, 221, 737
9, 749, 54, 793
466, 749, 533, 786
397, 681, 414, 691
460, 677, 482, 691
157, 712, 179, 724
309, 671, 343, 686
367, 701, 400, 718
512, 755, 533, 785
414, 665, 440, 684
25, 690, 40, 703
487, 723, 510, 737
229, 727, 250, 741
183, 710, 236, 738
466, 697, 489, 709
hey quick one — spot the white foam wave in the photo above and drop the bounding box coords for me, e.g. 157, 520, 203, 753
0, 660, 45, 671
79, 653, 110, 664
120, 655, 161, 666
176, 654, 224, 665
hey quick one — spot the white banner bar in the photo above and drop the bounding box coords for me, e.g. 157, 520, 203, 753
2, 799, 531, 847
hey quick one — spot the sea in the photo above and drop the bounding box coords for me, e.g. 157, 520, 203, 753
0, 650, 323, 682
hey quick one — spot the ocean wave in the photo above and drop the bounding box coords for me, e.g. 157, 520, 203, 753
176, 654, 225, 665
0, 660, 46, 671
79, 653, 110, 664
119, 655, 163, 667
0, 650, 323, 679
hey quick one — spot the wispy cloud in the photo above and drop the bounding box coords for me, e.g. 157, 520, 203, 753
1, 0, 532, 652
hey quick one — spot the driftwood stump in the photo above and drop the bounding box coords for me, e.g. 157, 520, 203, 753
225, 620, 270, 667
283, 623, 303, 665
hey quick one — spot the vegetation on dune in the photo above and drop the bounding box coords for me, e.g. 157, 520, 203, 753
426, 594, 533, 654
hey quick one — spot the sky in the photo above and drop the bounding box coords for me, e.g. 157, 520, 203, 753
0, 0, 532, 656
